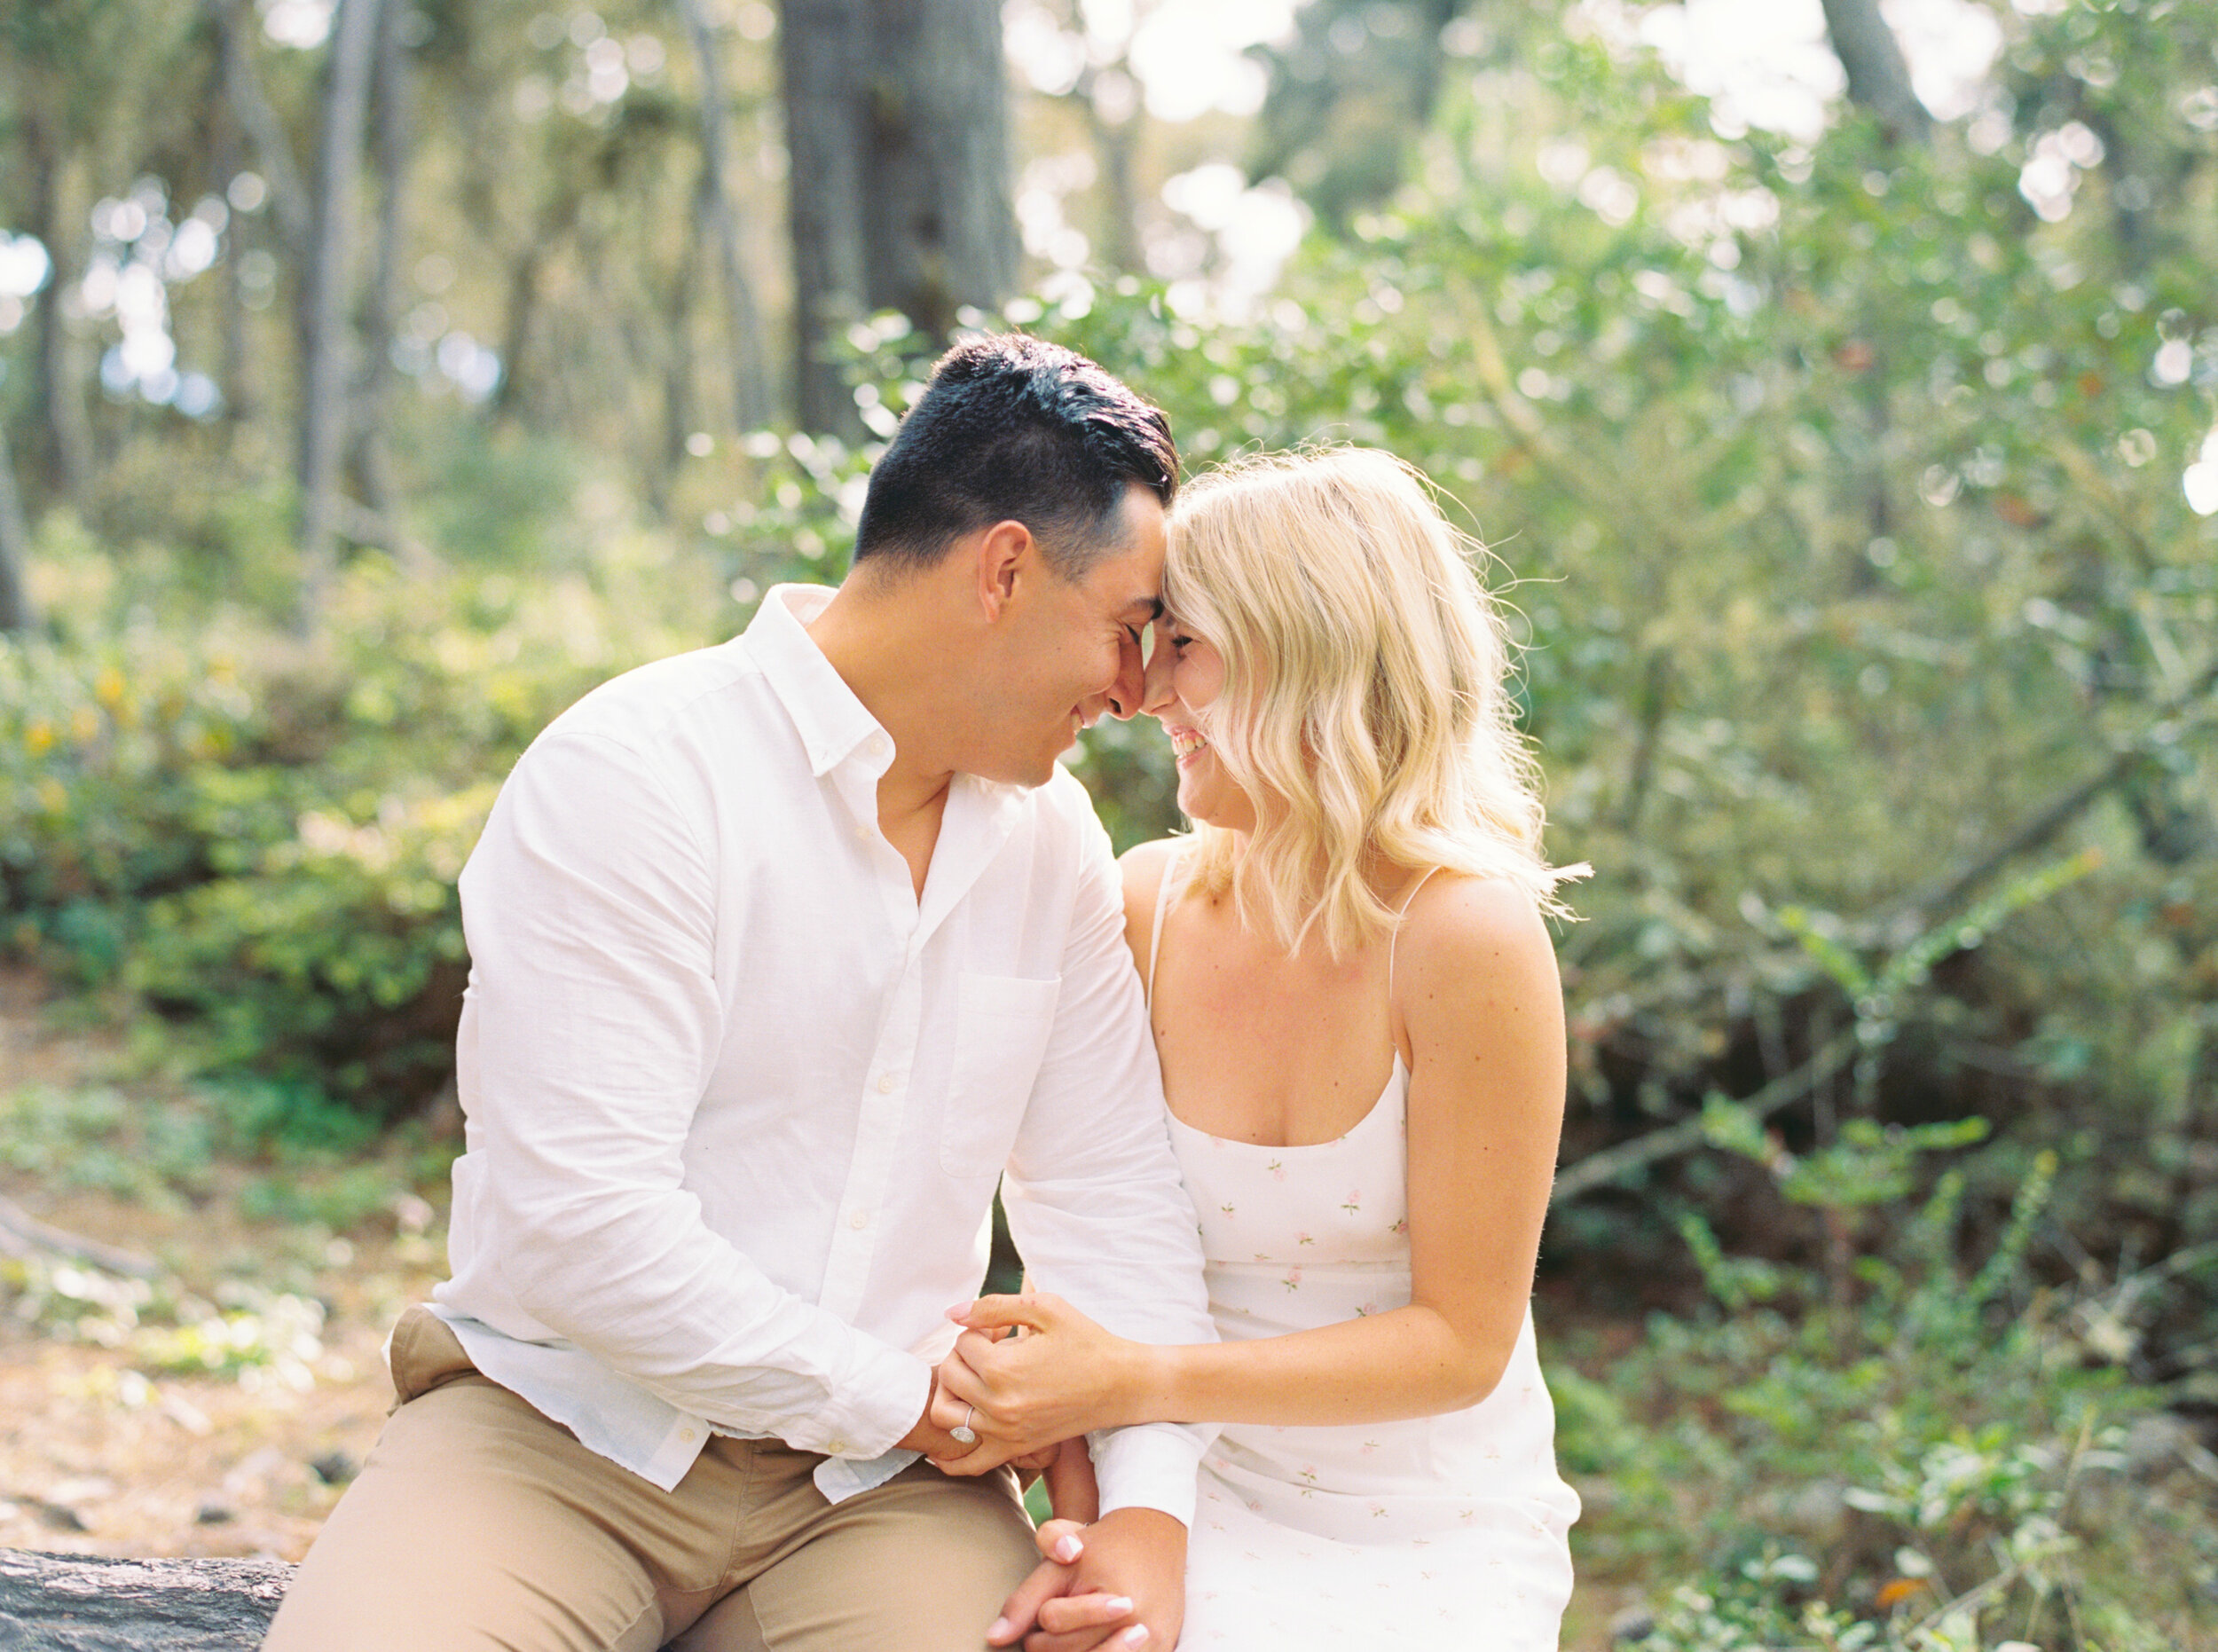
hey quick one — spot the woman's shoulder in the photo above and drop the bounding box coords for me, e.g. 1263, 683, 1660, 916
1393, 869, 1559, 1003
1119, 835, 1186, 888
1117, 836, 1189, 958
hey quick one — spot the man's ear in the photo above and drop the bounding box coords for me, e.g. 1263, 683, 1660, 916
971, 519, 1035, 621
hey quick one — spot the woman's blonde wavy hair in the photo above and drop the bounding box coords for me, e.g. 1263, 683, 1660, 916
1163, 446, 1580, 957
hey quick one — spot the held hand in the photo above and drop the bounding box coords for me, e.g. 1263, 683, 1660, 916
987, 1506, 1185, 1652
916, 1355, 1043, 1477
894, 1367, 973, 1460
935, 1293, 1146, 1459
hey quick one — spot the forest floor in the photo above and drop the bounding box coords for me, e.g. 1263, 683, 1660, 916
0, 963, 1692, 1648
0, 964, 447, 1568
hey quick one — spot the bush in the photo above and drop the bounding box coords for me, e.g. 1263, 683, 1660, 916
1555, 1140, 2203, 1648
0, 465, 763, 1128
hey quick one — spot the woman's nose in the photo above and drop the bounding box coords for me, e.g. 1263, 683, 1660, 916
1139, 637, 1175, 717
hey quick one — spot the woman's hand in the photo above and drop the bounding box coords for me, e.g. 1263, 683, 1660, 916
927, 1292, 1156, 1470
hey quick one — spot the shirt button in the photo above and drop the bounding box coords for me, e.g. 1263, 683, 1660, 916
868, 736, 888, 758
848, 1209, 869, 1230
827, 1439, 847, 1454
679, 1427, 696, 1442
876, 1073, 896, 1094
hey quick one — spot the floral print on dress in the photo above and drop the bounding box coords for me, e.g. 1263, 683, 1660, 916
1168, 1056, 1577, 1649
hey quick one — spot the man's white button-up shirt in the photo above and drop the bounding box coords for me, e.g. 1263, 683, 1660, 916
433, 584, 1216, 1520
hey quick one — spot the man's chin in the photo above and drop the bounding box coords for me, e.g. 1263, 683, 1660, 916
968, 751, 1063, 790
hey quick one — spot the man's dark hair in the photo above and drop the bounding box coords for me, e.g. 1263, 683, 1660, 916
852, 334, 1178, 578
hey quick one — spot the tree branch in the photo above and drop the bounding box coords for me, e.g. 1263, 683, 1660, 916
1818, 0, 1933, 146
1885, 649, 2218, 928
0, 1194, 160, 1278
1552, 1033, 1860, 1206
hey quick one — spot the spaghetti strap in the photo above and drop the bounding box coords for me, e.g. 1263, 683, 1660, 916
1144, 844, 1189, 1010
1387, 865, 1442, 996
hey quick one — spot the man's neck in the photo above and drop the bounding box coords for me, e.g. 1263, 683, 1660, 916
806, 578, 963, 881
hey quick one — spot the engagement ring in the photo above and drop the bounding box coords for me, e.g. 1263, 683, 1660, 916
950, 1404, 977, 1446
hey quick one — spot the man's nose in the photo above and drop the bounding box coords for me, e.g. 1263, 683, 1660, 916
1101, 633, 1149, 721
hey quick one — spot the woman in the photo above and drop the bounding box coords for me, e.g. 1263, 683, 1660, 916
935, 447, 1585, 1648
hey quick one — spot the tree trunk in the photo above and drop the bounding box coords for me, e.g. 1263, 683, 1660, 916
0, 1550, 290, 1650
780, 0, 871, 437
859, 0, 1016, 341
676, 0, 771, 430
663, 185, 708, 478
214, 114, 255, 429
0, 420, 37, 633
354, 0, 411, 525
1080, 80, 1141, 272
295, 0, 383, 634
24, 107, 92, 504
779, 0, 1015, 436
208, 0, 313, 264
1818, 0, 1932, 146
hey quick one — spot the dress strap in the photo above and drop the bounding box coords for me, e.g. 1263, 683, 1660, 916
1387, 865, 1442, 997
1144, 843, 1190, 1010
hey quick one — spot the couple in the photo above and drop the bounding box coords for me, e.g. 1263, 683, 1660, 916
267, 335, 1579, 1652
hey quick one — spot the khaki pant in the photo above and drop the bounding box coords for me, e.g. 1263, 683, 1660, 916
264, 1307, 1037, 1652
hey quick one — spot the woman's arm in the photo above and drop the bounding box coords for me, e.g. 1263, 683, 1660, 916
937, 874, 1566, 1446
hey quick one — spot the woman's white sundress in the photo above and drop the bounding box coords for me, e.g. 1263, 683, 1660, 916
1148, 861, 1579, 1648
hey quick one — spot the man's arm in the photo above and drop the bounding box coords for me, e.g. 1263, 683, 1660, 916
978, 798, 1214, 1649
454, 727, 927, 1459
996, 800, 1215, 1520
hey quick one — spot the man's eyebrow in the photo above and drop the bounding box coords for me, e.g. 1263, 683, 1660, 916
1121, 596, 1165, 622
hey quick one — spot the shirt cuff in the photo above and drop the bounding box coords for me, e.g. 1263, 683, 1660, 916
1087, 1422, 1206, 1530
814, 1447, 920, 1505
782, 1343, 932, 1460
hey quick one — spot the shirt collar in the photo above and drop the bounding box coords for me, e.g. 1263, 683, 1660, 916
743, 585, 891, 779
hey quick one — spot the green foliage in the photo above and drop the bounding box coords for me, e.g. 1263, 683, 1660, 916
0, 1082, 216, 1206
2, 1253, 329, 1392
1561, 1150, 2190, 1648
0, 469, 738, 1131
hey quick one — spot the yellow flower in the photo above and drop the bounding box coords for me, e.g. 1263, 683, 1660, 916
24, 718, 54, 757
94, 666, 126, 708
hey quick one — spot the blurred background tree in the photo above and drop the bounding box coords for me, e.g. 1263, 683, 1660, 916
3, 0, 2217, 1640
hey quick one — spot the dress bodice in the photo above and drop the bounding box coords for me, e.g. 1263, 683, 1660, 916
1168, 1057, 1413, 1325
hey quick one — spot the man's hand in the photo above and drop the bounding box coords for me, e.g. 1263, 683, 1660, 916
987, 1506, 1185, 1652
895, 1367, 985, 1460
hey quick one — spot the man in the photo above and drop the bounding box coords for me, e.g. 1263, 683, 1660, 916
266, 336, 1215, 1652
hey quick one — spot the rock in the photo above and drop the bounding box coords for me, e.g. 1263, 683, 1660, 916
2122, 1411, 2200, 1474
29, 1500, 89, 1535
1610, 1604, 1657, 1643
0, 1549, 293, 1650
308, 1451, 357, 1486
193, 1501, 236, 1526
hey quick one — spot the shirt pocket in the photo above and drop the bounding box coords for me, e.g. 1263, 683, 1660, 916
940, 972, 1063, 1176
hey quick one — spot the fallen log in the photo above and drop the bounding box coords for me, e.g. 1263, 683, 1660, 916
0, 1550, 292, 1650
